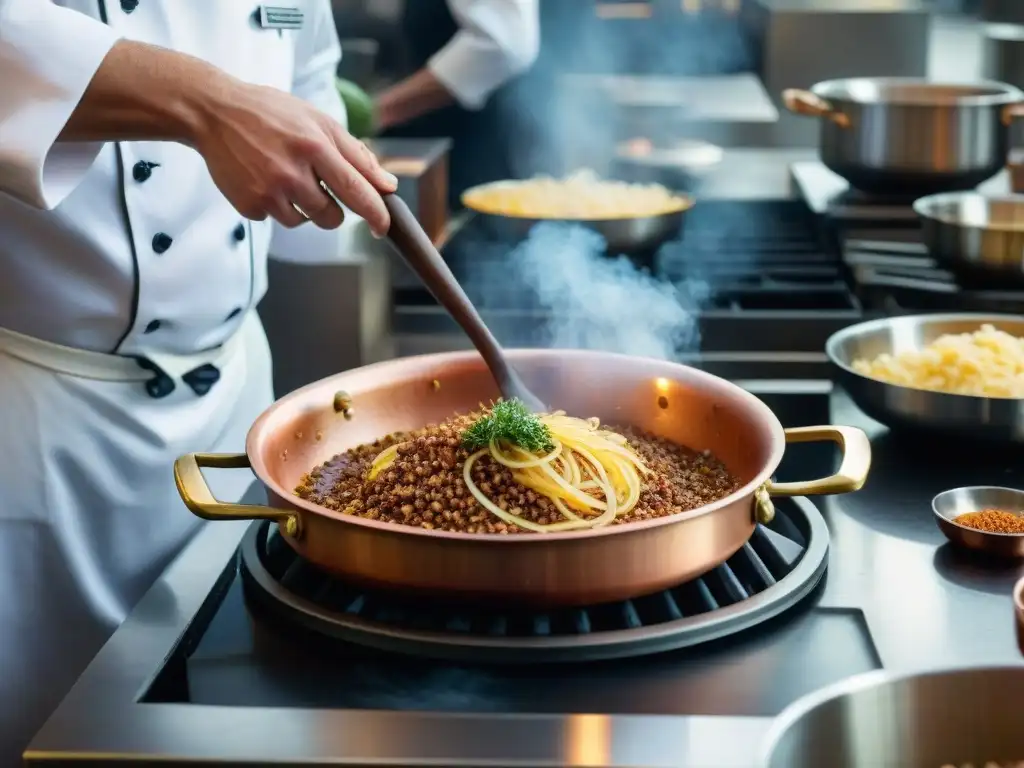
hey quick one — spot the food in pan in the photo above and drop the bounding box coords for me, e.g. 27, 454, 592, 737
461, 169, 692, 220
851, 324, 1024, 398
295, 399, 740, 534
953, 508, 1024, 534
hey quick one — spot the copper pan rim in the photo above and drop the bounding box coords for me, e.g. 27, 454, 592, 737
245, 349, 788, 544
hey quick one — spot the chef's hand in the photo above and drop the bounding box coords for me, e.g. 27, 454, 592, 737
60, 41, 397, 234
194, 81, 397, 235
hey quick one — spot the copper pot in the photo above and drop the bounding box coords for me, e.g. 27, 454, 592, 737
174, 351, 871, 606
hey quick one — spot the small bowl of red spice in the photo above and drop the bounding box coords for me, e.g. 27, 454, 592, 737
932, 486, 1024, 558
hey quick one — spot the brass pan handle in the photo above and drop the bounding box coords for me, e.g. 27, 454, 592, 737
753, 425, 870, 526
769, 425, 871, 497
782, 89, 851, 128
173, 452, 302, 538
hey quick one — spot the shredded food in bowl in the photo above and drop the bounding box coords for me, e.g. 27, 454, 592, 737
462, 169, 691, 220
852, 324, 1024, 398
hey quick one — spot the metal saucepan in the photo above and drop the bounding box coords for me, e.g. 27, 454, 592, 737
826, 313, 1024, 443
914, 191, 1024, 286
174, 350, 871, 607
762, 667, 1024, 768
783, 78, 1024, 195
459, 181, 692, 254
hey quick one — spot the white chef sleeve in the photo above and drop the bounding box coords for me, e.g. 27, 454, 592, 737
429, 0, 539, 110
269, 0, 368, 264
0, 0, 120, 209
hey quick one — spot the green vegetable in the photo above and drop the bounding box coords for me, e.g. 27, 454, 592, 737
462, 399, 553, 453
335, 77, 376, 139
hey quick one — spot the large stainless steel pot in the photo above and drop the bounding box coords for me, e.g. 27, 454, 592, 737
174, 350, 870, 606
914, 191, 1024, 285
762, 667, 1024, 768
783, 78, 1024, 195
827, 313, 1024, 443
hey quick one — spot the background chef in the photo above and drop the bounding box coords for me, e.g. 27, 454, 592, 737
372, 0, 540, 203
0, 0, 394, 762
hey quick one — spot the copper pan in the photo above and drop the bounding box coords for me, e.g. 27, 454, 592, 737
174, 350, 871, 607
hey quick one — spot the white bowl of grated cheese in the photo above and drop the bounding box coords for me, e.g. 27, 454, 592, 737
826, 313, 1024, 443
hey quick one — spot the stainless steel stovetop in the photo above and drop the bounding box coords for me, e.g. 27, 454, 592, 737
27, 384, 1024, 766
791, 161, 1024, 315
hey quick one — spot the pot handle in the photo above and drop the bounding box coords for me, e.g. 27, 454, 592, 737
782, 89, 850, 128
768, 425, 871, 497
173, 452, 303, 538
1003, 103, 1024, 126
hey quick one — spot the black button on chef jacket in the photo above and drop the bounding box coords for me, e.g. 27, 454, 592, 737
152, 232, 173, 254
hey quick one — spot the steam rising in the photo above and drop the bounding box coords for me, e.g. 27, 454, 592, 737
457, 7, 754, 358
470, 222, 708, 360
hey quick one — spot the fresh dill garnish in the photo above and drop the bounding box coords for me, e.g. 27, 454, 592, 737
461, 398, 553, 453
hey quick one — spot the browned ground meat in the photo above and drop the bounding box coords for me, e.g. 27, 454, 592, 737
295, 410, 741, 534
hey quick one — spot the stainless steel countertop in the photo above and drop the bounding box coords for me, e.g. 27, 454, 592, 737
27, 386, 1024, 767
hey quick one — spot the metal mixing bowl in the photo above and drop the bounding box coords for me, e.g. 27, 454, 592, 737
932, 485, 1024, 558
762, 667, 1024, 768
826, 313, 1024, 443
914, 192, 1024, 286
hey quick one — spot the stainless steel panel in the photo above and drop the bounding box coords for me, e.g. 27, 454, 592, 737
984, 23, 1024, 146
258, 242, 393, 397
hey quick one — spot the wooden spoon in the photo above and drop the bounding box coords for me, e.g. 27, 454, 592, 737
383, 194, 545, 412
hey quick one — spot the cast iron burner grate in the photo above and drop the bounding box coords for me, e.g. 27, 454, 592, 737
239, 496, 828, 664
844, 238, 1024, 313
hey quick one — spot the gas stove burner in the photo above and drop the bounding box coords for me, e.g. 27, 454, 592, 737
791, 162, 921, 226
239, 496, 828, 664
844, 238, 1024, 313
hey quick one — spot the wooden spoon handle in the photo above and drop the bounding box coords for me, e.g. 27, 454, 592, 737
383, 194, 514, 384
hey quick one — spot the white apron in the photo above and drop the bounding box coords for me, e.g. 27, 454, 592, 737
0, 312, 274, 763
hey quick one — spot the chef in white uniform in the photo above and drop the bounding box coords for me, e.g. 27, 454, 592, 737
0, 0, 397, 761
375, 0, 539, 204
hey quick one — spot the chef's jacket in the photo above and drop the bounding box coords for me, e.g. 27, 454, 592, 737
425, 0, 539, 111
0, 2, 359, 761
0, 0, 360, 361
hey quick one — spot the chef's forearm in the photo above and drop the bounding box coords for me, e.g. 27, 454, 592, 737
59, 40, 224, 146
375, 69, 456, 131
